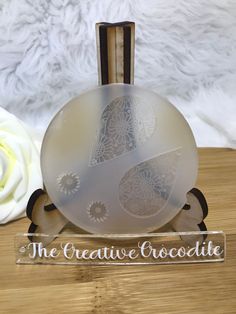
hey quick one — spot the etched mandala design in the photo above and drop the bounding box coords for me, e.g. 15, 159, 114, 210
119, 149, 181, 218
57, 172, 80, 195
89, 95, 156, 166
87, 201, 108, 223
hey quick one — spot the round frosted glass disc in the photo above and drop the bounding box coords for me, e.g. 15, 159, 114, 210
41, 84, 198, 234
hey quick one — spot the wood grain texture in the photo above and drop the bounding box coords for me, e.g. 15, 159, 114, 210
96, 22, 135, 85
0, 148, 235, 314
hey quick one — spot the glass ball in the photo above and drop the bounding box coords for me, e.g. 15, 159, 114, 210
41, 84, 198, 234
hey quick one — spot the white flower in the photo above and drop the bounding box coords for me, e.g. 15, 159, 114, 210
0, 107, 43, 224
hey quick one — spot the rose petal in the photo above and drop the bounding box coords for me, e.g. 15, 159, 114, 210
0, 150, 8, 182
0, 165, 21, 201
0, 107, 43, 223
0, 199, 16, 222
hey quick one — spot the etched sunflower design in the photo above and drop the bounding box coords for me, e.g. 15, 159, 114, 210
57, 172, 80, 195
87, 201, 108, 223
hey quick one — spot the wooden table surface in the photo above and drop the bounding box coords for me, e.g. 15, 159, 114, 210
0, 148, 235, 314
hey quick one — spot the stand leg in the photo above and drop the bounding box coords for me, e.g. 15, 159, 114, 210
170, 188, 208, 245
27, 189, 68, 245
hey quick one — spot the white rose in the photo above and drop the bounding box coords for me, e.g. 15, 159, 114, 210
0, 107, 43, 224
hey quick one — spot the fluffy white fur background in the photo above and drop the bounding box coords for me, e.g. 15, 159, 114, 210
0, 0, 235, 147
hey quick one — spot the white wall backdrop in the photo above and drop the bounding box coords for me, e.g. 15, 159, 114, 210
0, 0, 235, 147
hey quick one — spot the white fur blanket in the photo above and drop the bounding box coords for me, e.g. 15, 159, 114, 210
0, 0, 235, 148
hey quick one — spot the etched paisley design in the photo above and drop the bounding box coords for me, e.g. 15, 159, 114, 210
89, 95, 156, 166
119, 149, 181, 218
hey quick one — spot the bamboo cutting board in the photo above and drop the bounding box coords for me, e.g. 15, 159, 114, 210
0, 148, 235, 314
